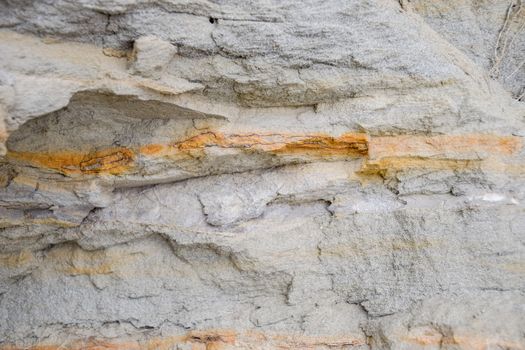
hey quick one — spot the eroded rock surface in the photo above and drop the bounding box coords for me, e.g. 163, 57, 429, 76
0, 0, 524, 349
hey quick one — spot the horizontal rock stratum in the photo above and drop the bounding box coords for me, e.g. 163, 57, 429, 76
0, 1, 524, 349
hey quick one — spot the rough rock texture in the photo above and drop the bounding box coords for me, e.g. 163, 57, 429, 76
0, 0, 524, 349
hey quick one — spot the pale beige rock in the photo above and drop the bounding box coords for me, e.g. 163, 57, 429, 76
129, 35, 177, 78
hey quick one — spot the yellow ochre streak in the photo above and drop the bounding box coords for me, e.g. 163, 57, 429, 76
6, 133, 522, 176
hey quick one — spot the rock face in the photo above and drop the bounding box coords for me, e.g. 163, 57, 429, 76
0, 0, 524, 349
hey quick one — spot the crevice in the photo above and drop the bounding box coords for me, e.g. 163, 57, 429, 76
490, 0, 524, 79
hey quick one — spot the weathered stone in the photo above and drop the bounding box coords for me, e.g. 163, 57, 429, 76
0, 0, 523, 349
129, 35, 177, 78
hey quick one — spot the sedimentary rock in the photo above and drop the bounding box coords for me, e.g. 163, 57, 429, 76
0, 0, 524, 349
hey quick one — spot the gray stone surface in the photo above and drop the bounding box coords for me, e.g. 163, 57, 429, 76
0, 0, 524, 349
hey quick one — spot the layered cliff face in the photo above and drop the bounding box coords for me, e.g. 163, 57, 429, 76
0, 1, 524, 349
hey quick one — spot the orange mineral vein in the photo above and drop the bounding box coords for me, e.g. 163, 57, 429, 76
7, 147, 135, 175
0, 329, 365, 350
6, 132, 522, 176
1, 329, 523, 350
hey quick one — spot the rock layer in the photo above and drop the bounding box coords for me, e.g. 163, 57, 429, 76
0, 0, 524, 349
